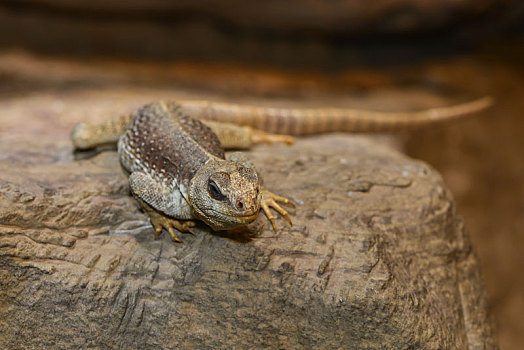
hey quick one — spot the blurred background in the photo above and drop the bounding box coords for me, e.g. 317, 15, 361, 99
0, 1, 522, 348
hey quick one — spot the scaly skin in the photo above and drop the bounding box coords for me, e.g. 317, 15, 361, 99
71, 97, 493, 242
78, 101, 293, 242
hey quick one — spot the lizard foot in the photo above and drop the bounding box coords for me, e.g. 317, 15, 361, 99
150, 214, 197, 243
136, 198, 196, 243
252, 130, 295, 146
260, 190, 295, 234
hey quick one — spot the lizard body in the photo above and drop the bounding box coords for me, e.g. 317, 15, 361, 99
77, 101, 292, 242
72, 97, 492, 241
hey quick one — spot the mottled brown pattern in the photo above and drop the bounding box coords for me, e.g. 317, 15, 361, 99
120, 102, 224, 184
164, 102, 225, 159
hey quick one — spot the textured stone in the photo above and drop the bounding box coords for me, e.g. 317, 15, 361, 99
0, 89, 495, 348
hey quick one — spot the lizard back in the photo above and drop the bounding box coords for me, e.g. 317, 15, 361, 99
118, 102, 225, 185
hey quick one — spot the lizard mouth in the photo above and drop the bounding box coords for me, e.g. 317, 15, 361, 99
207, 208, 258, 223
236, 212, 258, 221
222, 211, 258, 223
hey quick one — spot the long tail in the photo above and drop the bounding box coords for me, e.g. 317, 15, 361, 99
71, 113, 134, 150
179, 97, 493, 135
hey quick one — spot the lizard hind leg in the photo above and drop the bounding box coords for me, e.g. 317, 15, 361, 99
251, 129, 295, 146
202, 121, 295, 150
129, 171, 197, 243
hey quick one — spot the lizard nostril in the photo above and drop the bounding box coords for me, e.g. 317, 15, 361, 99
236, 200, 244, 210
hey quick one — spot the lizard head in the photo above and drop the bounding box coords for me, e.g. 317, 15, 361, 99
188, 159, 262, 230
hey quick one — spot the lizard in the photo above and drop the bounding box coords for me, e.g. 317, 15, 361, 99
71, 97, 492, 242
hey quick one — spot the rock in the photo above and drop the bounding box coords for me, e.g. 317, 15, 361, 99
0, 92, 496, 348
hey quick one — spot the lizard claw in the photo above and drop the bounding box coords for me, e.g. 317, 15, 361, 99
135, 198, 196, 243
260, 190, 294, 234
150, 215, 196, 243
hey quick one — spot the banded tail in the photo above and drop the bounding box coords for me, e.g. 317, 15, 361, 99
180, 97, 493, 135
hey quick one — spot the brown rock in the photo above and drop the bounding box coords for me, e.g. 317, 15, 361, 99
0, 91, 495, 348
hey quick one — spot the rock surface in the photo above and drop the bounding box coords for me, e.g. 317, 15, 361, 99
0, 90, 496, 348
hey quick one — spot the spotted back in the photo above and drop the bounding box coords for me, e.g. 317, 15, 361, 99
119, 102, 225, 185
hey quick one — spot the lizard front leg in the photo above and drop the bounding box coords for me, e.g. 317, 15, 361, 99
136, 199, 196, 243
260, 190, 295, 234
203, 121, 295, 150
129, 172, 196, 243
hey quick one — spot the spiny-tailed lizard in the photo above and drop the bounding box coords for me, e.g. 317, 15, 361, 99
71, 97, 492, 242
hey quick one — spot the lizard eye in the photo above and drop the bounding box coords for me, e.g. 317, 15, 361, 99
208, 179, 226, 201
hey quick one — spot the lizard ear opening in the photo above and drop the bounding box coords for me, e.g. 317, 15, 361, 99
207, 179, 227, 201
